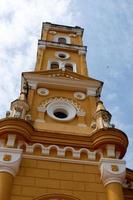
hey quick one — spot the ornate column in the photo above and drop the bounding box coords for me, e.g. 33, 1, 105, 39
0, 147, 22, 200
100, 158, 126, 200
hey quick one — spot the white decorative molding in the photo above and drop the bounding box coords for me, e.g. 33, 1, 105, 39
69, 33, 77, 37
47, 59, 60, 70
74, 92, 86, 100
63, 61, 77, 72
38, 40, 87, 52
47, 59, 77, 72
28, 81, 37, 89
38, 97, 85, 114
37, 88, 49, 96
47, 100, 76, 122
87, 87, 97, 96
0, 139, 5, 147
18, 142, 100, 162
49, 30, 57, 35
0, 148, 23, 176
38, 44, 46, 49
99, 158, 126, 187
7, 134, 16, 148
106, 144, 115, 158
78, 50, 86, 55
23, 73, 102, 96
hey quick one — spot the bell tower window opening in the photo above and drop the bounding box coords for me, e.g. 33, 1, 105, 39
58, 37, 67, 44
50, 62, 59, 70
65, 63, 73, 72
54, 35, 71, 44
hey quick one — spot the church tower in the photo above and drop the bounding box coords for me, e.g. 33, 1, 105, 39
0, 22, 133, 200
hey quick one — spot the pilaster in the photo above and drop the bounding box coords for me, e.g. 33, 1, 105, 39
0, 147, 22, 200
100, 158, 126, 200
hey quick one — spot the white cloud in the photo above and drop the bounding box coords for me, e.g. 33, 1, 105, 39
0, 0, 74, 117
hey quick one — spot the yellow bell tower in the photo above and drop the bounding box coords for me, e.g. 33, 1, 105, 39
0, 22, 133, 200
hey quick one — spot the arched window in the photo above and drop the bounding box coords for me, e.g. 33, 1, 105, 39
54, 35, 71, 44
50, 62, 59, 70
65, 63, 73, 72
58, 37, 67, 44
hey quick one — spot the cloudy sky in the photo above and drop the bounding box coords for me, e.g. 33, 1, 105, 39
0, 0, 133, 169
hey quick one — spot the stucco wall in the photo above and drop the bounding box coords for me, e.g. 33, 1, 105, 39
11, 158, 106, 200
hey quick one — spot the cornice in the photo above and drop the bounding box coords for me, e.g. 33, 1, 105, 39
22, 71, 103, 96
91, 128, 128, 158
38, 40, 87, 52
0, 119, 128, 158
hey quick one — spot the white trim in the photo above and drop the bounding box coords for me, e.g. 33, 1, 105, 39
47, 101, 76, 122
19, 141, 101, 162
0, 148, 22, 176
78, 49, 86, 55
38, 97, 85, 114
63, 61, 77, 72
99, 158, 126, 186
37, 88, 49, 96
47, 59, 76, 72
86, 87, 97, 96
7, 134, 16, 148
47, 60, 60, 70
74, 92, 86, 100
38, 40, 87, 52
24, 73, 101, 96
106, 144, 115, 158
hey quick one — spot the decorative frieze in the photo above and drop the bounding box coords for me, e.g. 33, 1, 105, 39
38, 97, 85, 114
18, 142, 101, 162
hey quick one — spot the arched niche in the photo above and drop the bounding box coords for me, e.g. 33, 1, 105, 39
33, 194, 80, 200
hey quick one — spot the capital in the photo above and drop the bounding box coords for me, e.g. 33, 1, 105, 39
99, 158, 126, 187
0, 148, 23, 176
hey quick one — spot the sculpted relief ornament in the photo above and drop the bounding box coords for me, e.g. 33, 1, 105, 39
100, 158, 126, 186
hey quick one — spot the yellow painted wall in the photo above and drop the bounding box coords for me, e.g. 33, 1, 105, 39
27, 87, 97, 134
11, 158, 106, 200
35, 47, 87, 75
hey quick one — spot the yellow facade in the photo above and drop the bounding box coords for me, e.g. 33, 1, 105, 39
0, 22, 133, 200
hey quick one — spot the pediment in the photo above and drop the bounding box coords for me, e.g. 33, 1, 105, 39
22, 70, 103, 96
22, 69, 102, 82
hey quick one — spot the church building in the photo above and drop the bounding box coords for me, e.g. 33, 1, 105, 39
0, 22, 133, 200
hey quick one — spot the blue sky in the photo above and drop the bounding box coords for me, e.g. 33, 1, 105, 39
0, 0, 132, 169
